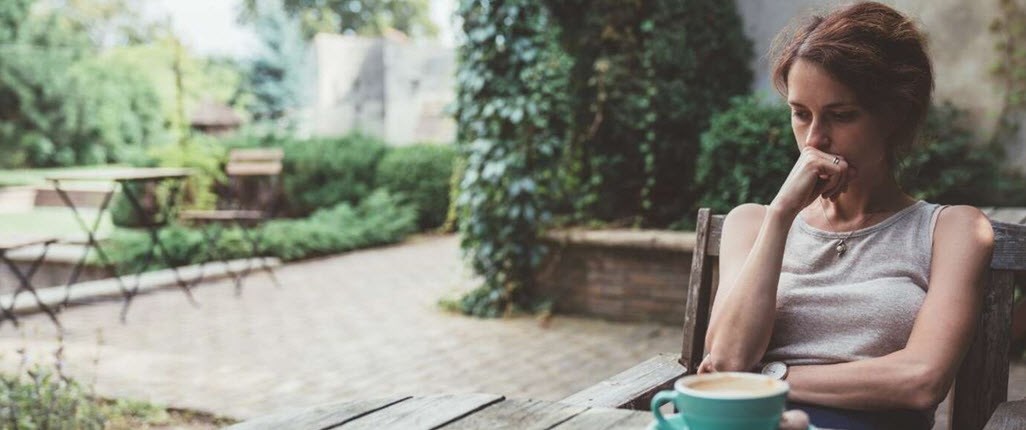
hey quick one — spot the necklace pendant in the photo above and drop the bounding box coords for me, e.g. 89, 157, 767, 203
835, 240, 848, 256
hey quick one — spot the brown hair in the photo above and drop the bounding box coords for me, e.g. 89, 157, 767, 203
771, 1, 933, 166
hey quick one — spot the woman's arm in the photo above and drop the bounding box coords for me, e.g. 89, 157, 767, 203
701, 147, 854, 373
702, 203, 795, 372
785, 206, 994, 411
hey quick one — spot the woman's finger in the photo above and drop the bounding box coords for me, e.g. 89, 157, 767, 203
779, 410, 810, 430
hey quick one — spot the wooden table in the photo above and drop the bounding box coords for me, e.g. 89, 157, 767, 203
227, 394, 656, 430
46, 167, 195, 320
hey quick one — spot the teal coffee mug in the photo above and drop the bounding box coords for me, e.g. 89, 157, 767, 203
650, 372, 789, 430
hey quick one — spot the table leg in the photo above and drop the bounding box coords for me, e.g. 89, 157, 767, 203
51, 180, 130, 307
0, 244, 61, 330
117, 178, 198, 317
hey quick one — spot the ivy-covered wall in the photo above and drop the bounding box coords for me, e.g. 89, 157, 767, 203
452, 0, 572, 316
452, 0, 752, 316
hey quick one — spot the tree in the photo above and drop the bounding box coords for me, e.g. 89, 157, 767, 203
240, 0, 438, 39
241, 0, 308, 121
0, 0, 166, 167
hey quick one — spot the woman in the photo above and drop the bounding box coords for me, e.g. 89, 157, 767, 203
698, 2, 995, 429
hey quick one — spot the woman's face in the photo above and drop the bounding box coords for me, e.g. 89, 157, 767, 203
786, 59, 893, 176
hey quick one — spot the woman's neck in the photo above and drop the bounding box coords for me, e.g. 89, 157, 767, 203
817, 173, 914, 225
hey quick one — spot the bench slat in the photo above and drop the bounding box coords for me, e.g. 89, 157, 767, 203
560, 353, 685, 410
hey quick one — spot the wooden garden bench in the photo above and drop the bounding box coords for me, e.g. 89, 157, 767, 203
180, 148, 284, 291
562, 208, 1026, 430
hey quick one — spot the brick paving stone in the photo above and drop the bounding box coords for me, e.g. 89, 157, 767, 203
0, 234, 1022, 430
0, 235, 679, 421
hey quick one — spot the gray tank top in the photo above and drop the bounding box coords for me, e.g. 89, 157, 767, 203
762, 200, 944, 364
761, 200, 944, 420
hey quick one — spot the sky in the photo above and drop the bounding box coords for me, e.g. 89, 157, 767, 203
141, 0, 458, 59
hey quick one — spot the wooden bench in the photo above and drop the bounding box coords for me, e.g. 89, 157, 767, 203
563, 208, 1026, 430
180, 148, 284, 291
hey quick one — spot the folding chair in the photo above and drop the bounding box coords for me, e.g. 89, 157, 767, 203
180, 148, 284, 293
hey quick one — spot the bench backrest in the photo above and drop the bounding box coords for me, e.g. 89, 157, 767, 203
222, 148, 285, 213
681, 208, 1026, 430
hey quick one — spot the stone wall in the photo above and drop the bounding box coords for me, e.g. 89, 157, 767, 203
533, 230, 695, 325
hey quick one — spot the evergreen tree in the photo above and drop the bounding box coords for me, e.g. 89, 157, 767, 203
243, 0, 307, 121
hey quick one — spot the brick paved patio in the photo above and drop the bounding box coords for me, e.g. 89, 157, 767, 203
0, 234, 1022, 429
0, 235, 679, 421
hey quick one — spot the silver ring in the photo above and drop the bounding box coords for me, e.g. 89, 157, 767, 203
831, 157, 840, 165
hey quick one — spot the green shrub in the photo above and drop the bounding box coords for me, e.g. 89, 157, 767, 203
110, 138, 228, 228
0, 366, 107, 429
103, 189, 417, 270
694, 95, 794, 215
263, 133, 388, 217
694, 97, 1026, 217
261, 189, 417, 260
898, 103, 1026, 206
549, 0, 752, 226
376, 144, 457, 229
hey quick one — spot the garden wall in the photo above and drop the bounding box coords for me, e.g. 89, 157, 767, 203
533, 230, 695, 325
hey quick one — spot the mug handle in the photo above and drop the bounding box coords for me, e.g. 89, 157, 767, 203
651, 390, 685, 428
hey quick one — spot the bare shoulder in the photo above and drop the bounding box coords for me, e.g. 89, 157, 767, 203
722, 203, 767, 240
933, 205, 994, 257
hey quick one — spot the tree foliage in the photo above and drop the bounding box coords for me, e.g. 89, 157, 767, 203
548, 0, 752, 227
0, 0, 165, 167
240, 0, 438, 39
240, 0, 308, 121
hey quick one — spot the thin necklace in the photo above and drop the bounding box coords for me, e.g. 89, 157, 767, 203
818, 198, 879, 257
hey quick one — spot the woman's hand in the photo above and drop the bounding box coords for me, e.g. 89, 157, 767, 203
769, 147, 857, 219
779, 410, 811, 430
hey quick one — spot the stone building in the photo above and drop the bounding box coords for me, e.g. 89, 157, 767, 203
296, 31, 457, 146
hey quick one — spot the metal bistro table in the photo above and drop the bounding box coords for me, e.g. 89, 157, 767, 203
227, 394, 655, 430
46, 167, 195, 319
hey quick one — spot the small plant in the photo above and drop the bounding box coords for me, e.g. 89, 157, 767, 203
0, 364, 107, 429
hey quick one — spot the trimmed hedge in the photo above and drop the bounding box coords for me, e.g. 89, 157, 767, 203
376, 143, 456, 229
277, 134, 388, 217
103, 189, 417, 272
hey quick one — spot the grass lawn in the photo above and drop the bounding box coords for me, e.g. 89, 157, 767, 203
0, 207, 113, 240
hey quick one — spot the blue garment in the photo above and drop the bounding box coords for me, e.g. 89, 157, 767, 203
787, 401, 930, 430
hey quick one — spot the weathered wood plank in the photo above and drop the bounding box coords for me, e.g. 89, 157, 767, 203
681, 209, 715, 375
552, 407, 653, 430
224, 396, 410, 430
991, 221, 1026, 271
339, 393, 503, 430
227, 161, 283, 176
0, 235, 57, 251
45, 167, 193, 182
982, 399, 1026, 430
560, 353, 685, 410
707, 215, 724, 257
440, 398, 586, 429
951, 271, 1015, 430
230, 148, 285, 162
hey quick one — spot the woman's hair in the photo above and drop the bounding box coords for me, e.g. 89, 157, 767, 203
771, 1, 933, 165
